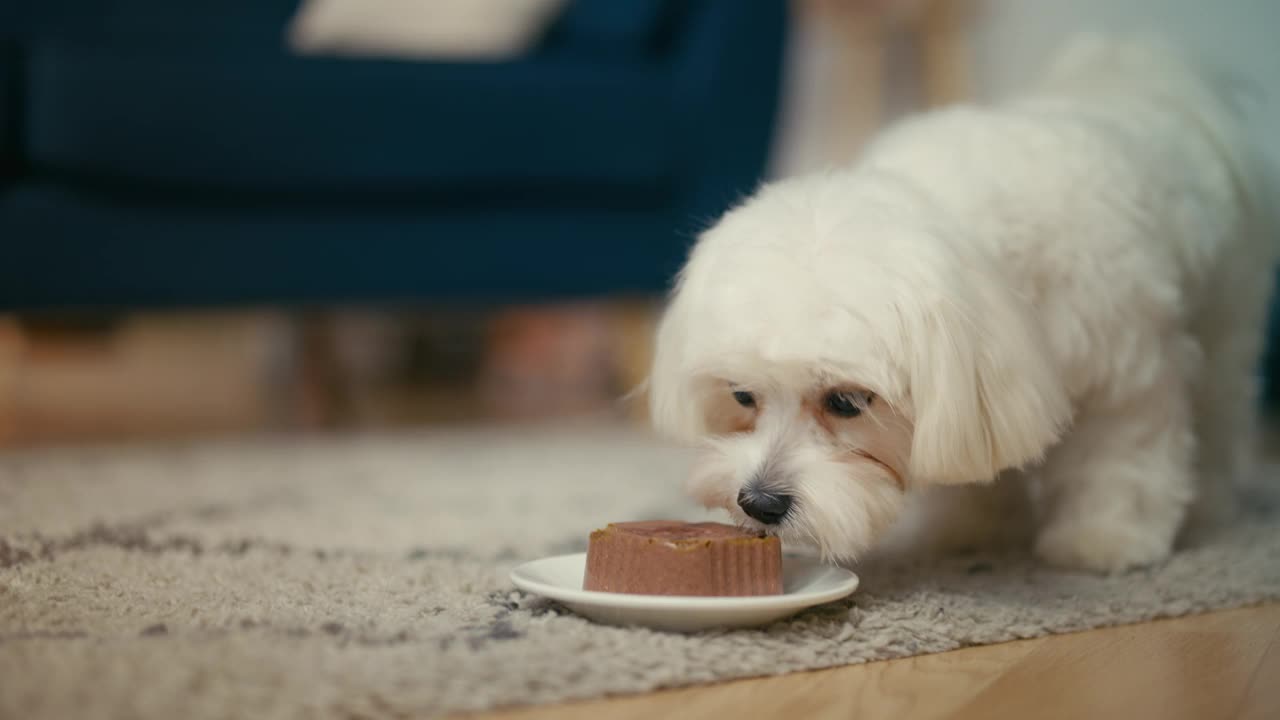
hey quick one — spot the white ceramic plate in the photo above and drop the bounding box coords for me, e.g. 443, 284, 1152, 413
509, 552, 859, 632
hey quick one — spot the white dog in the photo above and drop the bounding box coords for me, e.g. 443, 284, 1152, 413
648, 35, 1277, 574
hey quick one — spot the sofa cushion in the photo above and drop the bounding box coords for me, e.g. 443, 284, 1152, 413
30, 1, 677, 55
25, 43, 673, 192
28, 0, 302, 44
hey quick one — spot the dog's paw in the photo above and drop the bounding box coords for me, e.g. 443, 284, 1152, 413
1034, 520, 1172, 574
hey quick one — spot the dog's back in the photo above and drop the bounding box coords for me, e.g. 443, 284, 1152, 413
1037, 33, 1278, 283
1023, 34, 1277, 528
1041, 34, 1279, 533
864, 34, 1275, 528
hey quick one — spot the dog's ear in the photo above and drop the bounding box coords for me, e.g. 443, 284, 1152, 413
904, 258, 1071, 485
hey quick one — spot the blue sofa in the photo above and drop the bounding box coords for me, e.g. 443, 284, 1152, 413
4, 2, 1277, 405
0, 0, 787, 309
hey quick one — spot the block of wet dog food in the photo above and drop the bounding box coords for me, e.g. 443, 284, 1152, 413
583, 521, 783, 596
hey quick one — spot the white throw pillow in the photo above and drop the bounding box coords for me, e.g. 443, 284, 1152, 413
288, 0, 570, 59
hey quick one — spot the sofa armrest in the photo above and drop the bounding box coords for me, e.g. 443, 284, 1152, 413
670, 0, 788, 223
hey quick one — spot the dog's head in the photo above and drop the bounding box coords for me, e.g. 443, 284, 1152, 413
649, 172, 1070, 561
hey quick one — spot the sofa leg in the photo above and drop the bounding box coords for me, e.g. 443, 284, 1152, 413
0, 317, 23, 444
295, 312, 348, 429
918, 0, 973, 107
609, 299, 659, 425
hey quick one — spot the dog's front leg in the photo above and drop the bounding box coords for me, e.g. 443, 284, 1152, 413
1032, 354, 1196, 573
873, 473, 1034, 560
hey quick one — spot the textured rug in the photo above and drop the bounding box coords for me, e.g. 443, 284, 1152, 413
2, 424, 1279, 719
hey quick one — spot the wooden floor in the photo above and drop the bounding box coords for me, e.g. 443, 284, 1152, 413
471, 603, 1280, 720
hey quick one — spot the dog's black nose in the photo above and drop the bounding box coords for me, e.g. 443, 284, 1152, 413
737, 489, 793, 525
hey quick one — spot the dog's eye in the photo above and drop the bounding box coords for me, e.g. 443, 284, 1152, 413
732, 390, 757, 408
824, 390, 871, 418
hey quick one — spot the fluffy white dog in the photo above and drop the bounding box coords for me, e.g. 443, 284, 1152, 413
648, 35, 1277, 574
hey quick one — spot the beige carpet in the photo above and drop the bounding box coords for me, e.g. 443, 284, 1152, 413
2, 424, 1278, 719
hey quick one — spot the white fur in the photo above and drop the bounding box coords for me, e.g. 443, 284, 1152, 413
649, 34, 1278, 573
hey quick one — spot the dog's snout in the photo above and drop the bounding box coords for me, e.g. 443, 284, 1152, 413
737, 489, 793, 525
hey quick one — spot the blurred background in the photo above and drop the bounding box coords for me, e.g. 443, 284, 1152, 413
1, 0, 1277, 448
